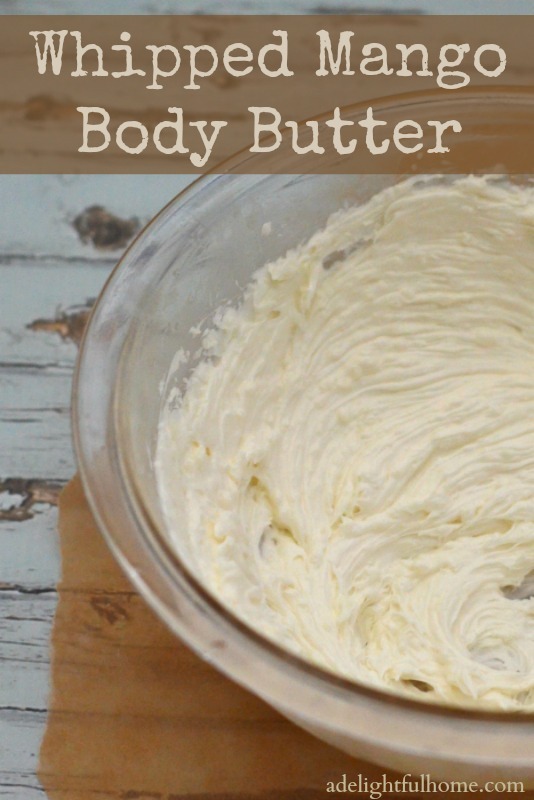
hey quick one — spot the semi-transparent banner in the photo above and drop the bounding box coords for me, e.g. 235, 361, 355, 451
1, 15, 533, 173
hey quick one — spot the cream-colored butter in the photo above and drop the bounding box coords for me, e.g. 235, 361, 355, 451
156, 176, 534, 710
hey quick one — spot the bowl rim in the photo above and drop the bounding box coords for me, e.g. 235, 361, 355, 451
73, 86, 534, 729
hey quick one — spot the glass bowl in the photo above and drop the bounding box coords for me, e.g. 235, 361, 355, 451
73, 90, 534, 783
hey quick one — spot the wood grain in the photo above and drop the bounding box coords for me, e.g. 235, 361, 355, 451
0, 175, 189, 798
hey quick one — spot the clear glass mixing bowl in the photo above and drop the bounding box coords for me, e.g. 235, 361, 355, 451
73, 90, 534, 783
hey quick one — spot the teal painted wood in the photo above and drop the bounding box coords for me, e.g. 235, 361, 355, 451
1, 0, 532, 13
0, 175, 191, 799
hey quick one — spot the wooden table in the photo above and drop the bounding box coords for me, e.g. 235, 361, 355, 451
1, 1, 530, 797
0, 173, 190, 797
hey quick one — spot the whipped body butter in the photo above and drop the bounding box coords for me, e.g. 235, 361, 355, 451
156, 177, 534, 711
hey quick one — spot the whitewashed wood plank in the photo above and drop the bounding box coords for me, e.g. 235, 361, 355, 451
0, 783, 45, 799
0, 259, 112, 480
0, 660, 50, 713
1, 370, 73, 481
0, 261, 108, 365
0, 713, 47, 787
0, 204, 171, 793
1, 0, 532, 14
0, 592, 55, 659
0, 594, 55, 716
0, 171, 178, 790
0, 509, 60, 589
0, 563, 57, 791
0, 248, 113, 790
0, 379, 71, 480
0, 176, 188, 260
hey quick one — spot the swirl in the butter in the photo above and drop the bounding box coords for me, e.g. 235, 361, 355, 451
156, 176, 534, 710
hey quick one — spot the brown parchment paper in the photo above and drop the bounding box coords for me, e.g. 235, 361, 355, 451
37, 476, 391, 799
38, 477, 531, 800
